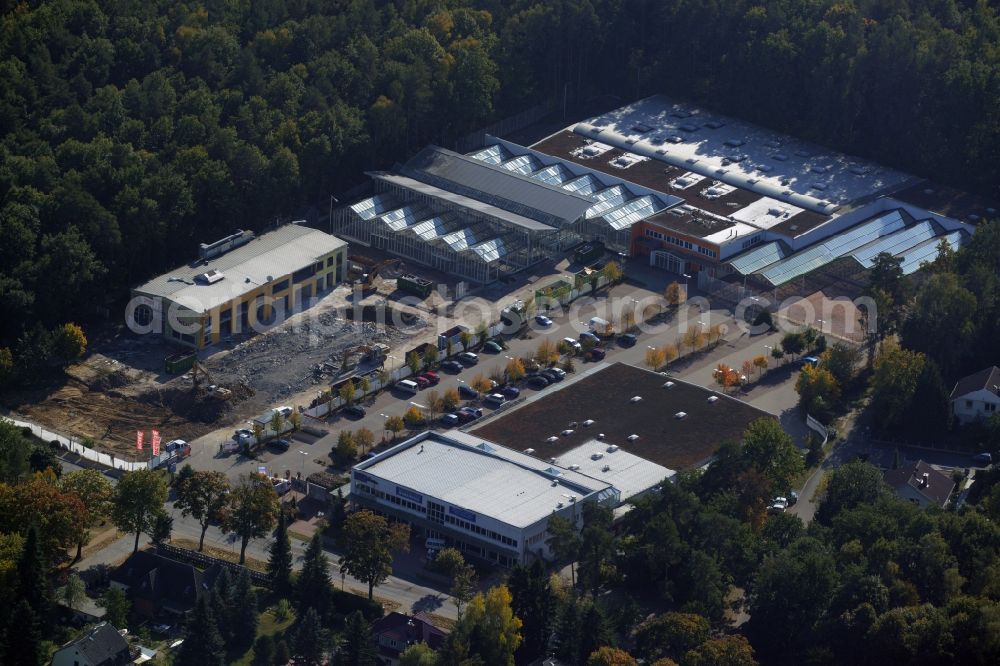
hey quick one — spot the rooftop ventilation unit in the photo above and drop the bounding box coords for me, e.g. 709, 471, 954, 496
811, 183, 828, 191
561, 429, 574, 436
602, 465, 611, 472
627, 434, 639, 441
591, 453, 604, 461
195, 270, 225, 285
667, 135, 684, 144
606, 445, 619, 453
704, 120, 726, 129
675, 411, 688, 419
663, 381, 675, 388
811, 165, 830, 174
630, 396, 642, 403
557, 500, 563, 506
708, 396, 719, 403
568, 464, 581, 471
199, 230, 253, 260
582, 419, 595, 426
671, 110, 692, 118
724, 138, 746, 147
597, 433, 605, 440
523, 448, 535, 454
679, 123, 699, 132
795, 149, 812, 157
772, 153, 788, 161
546, 436, 559, 443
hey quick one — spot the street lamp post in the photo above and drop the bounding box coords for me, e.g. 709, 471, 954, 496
297, 450, 308, 476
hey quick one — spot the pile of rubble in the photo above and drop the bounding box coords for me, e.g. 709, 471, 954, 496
205, 313, 423, 405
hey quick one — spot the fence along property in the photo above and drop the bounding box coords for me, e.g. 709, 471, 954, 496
5, 415, 152, 471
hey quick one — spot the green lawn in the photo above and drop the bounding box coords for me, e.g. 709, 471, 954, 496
229, 602, 297, 666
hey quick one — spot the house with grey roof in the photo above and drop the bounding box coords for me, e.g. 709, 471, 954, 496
51, 622, 132, 666
884, 460, 954, 509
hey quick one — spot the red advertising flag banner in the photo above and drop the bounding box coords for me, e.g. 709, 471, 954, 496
151, 429, 161, 456
136, 430, 144, 450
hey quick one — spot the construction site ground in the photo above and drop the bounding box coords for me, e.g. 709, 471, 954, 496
6, 255, 573, 460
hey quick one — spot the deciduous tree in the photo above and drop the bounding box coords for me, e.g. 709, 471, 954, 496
59, 468, 113, 562
222, 474, 279, 565
174, 468, 230, 552
53, 322, 87, 362
339, 510, 410, 600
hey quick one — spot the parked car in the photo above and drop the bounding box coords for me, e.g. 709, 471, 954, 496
767, 497, 788, 514
441, 360, 463, 373
420, 371, 440, 385
562, 337, 582, 353
535, 314, 553, 327
973, 452, 993, 465
343, 405, 366, 418
580, 331, 602, 345
501, 386, 521, 399
458, 351, 479, 365
788, 491, 799, 506
590, 347, 606, 360
801, 356, 820, 367
233, 428, 253, 442
618, 333, 637, 347
440, 413, 460, 426
484, 393, 506, 406
458, 406, 483, 418
268, 439, 291, 452
458, 384, 479, 399
540, 368, 565, 383
527, 375, 551, 389
483, 340, 504, 354
414, 375, 430, 389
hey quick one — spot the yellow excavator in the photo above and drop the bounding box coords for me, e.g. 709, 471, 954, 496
191, 361, 232, 400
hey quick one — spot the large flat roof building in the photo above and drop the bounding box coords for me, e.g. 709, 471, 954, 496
131, 225, 348, 348
473, 362, 773, 470
337, 94, 993, 289
352, 430, 621, 566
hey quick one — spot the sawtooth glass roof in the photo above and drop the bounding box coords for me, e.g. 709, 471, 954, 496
603, 195, 667, 230
730, 241, 787, 274
898, 230, 966, 275
851, 220, 938, 267
469, 144, 512, 165
760, 210, 907, 286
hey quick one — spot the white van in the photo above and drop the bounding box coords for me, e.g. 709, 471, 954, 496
398, 379, 419, 394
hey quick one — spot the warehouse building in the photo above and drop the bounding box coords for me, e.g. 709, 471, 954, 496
130, 225, 348, 348
338, 94, 992, 287
351, 430, 626, 566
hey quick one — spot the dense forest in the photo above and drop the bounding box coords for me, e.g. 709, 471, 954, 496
2, 0, 999, 361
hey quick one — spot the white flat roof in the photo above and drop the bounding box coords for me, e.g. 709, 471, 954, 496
729, 196, 805, 230
133, 225, 347, 313
575, 95, 914, 213
355, 432, 614, 529
554, 440, 674, 501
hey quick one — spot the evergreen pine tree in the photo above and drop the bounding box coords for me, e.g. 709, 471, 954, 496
339, 610, 377, 666
293, 607, 329, 664
17, 527, 53, 633
177, 596, 226, 666
578, 602, 614, 663
210, 568, 234, 646
510, 560, 555, 663
297, 532, 332, 620
268, 511, 294, 599
232, 569, 259, 650
6, 601, 42, 666
251, 635, 275, 666
554, 597, 583, 665
274, 639, 292, 665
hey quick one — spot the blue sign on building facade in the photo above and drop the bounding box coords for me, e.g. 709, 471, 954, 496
448, 506, 477, 523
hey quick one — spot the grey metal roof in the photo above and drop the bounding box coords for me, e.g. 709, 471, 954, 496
355, 432, 612, 528
372, 172, 557, 232
133, 225, 347, 312
401, 146, 593, 226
